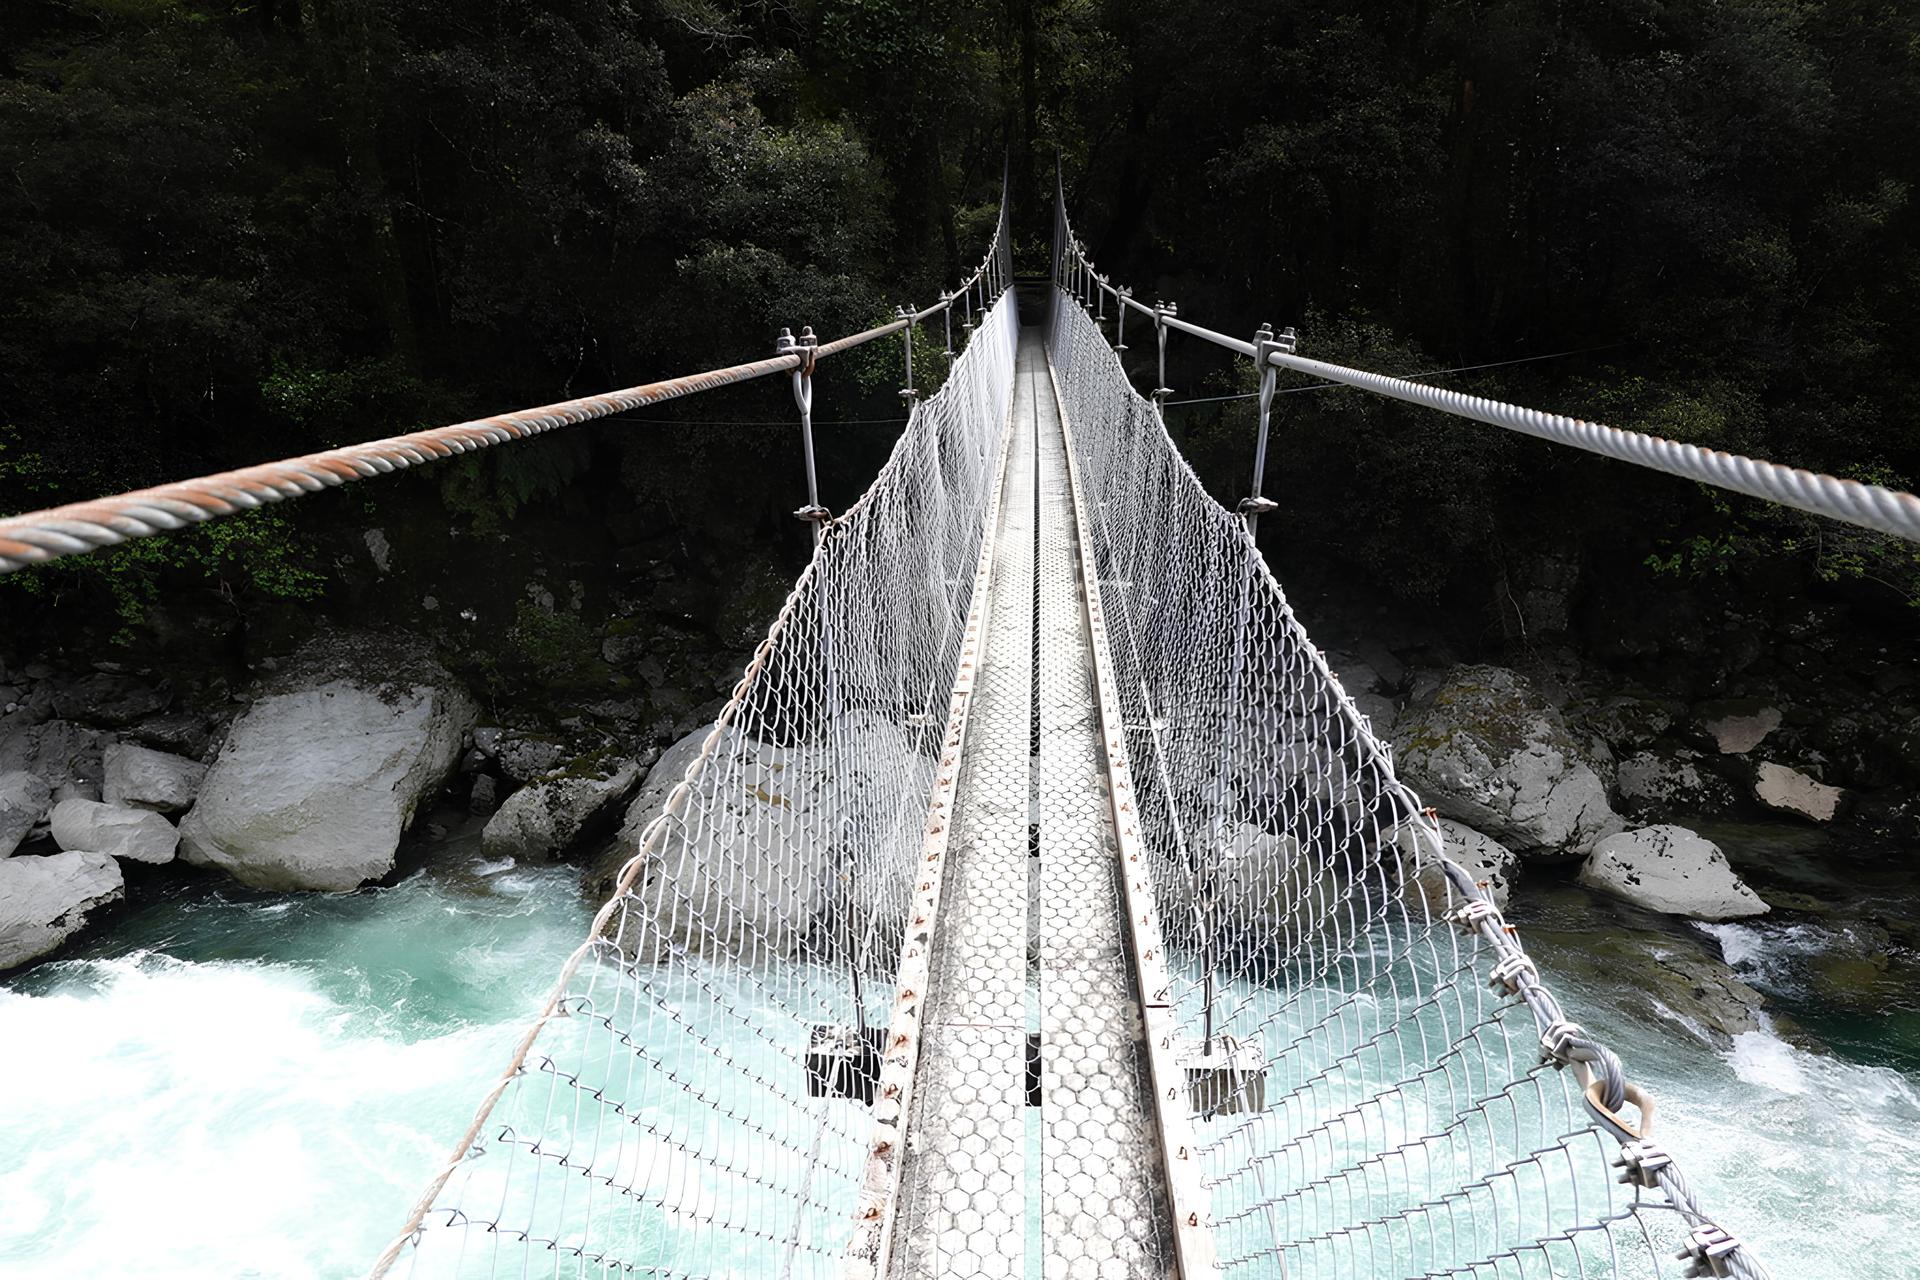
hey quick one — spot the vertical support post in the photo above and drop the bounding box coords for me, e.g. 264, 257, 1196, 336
941, 291, 954, 358
777, 325, 828, 545
1237, 325, 1296, 539
1095, 275, 1106, 322
1115, 287, 1130, 352
1152, 301, 1177, 404
898, 305, 917, 402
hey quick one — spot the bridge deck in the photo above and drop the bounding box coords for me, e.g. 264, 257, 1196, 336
890, 314, 1175, 1278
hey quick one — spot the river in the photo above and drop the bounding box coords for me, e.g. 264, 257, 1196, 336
1, 834, 1915, 1278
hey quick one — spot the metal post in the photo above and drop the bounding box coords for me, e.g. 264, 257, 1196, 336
898, 305, 918, 402
1096, 275, 1106, 322
941, 291, 954, 357
777, 325, 828, 545
1237, 324, 1295, 538
1115, 287, 1130, 352
1152, 301, 1177, 403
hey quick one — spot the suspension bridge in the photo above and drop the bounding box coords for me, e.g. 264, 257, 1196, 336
6, 171, 1919, 1280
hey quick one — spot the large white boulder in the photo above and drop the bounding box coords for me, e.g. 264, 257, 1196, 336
1391, 665, 1620, 857
0, 851, 124, 971
50, 798, 178, 865
0, 771, 52, 857
1753, 762, 1844, 822
587, 711, 932, 961
482, 758, 643, 861
1394, 818, 1519, 914
1577, 825, 1768, 920
102, 742, 205, 814
180, 670, 475, 891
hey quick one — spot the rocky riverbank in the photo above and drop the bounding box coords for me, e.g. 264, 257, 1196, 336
3, 606, 1913, 1068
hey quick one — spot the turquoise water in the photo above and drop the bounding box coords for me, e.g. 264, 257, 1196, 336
3, 849, 1917, 1278
0, 848, 590, 1280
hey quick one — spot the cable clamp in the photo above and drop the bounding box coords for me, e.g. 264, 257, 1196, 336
1449, 898, 1499, 933
1488, 953, 1537, 997
1539, 1020, 1588, 1066
1237, 496, 1279, 516
1675, 1225, 1744, 1278
1611, 1139, 1672, 1189
793, 505, 833, 524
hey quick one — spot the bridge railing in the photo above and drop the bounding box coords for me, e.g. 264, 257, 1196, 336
1050, 178, 1774, 1280
0, 186, 1014, 577
1053, 205, 1920, 548
354, 192, 1020, 1280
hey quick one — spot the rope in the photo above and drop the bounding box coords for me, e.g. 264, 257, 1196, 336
0, 223, 1012, 578
1060, 213, 1918, 546
1268, 347, 1920, 544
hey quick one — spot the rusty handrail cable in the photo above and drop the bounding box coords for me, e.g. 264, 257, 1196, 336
0, 210, 1013, 577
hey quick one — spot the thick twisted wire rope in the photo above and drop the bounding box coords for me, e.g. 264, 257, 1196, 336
0, 242, 1010, 576
1059, 224, 1920, 546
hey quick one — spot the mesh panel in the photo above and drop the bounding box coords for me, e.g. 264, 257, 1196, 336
387, 287, 1019, 1280
1044, 288, 1726, 1280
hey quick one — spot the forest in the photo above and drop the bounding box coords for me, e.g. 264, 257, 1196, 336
2, 0, 1917, 677
3, 8, 1918, 1273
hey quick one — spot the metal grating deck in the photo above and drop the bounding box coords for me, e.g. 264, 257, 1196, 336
889, 316, 1176, 1279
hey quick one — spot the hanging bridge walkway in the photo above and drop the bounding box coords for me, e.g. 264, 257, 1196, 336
7, 174, 1920, 1280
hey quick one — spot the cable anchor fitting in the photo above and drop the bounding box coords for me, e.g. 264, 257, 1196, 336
1236, 497, 1279, 516
1675, 1225, 1745, 1279
1611, 1139, 1673, 1189
1539, 1019, 1590, 1067
1488, 952, 1538, 998
1449, 897, 1499, 935
1152, 300, 1178, 402
896, 305, 918, 401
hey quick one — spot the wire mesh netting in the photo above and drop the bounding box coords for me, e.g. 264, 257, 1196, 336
1044, 286, 1765, 1280
376, 276, 1018, 1280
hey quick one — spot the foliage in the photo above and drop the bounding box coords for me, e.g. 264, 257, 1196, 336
1, 0, 1916, 645
507, 600, 604, 687
3, 507, 325, 643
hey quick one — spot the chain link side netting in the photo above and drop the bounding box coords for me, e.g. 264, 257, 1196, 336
1045, 287, 1763, 1280
377, 285, 1019, 1280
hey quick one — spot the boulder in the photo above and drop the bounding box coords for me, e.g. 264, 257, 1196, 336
585, 711, 932, 961
1753, 762, 1844, 822
0, 851, 124, 971
1524, 922, 1768, 1043
492, 733, 570, 785
1578, 825, 1767, 921
1350, 692, 1399, 740
127, 712, 217, 760
481, 757, 644, 861
1394, 819, 1519, 914
0, 719, 104, 803
1614, 748, 1736, 818
180, 644, 476, 891
1390, 665, 1620, 857
50, 798, 178, 865
1697, 701, 1781, 755
1565, 695, 1676, 753
102, 742, 205, 813
49, 673, 170, 727
468, 774, 500, 816
0, 771, 52, 857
